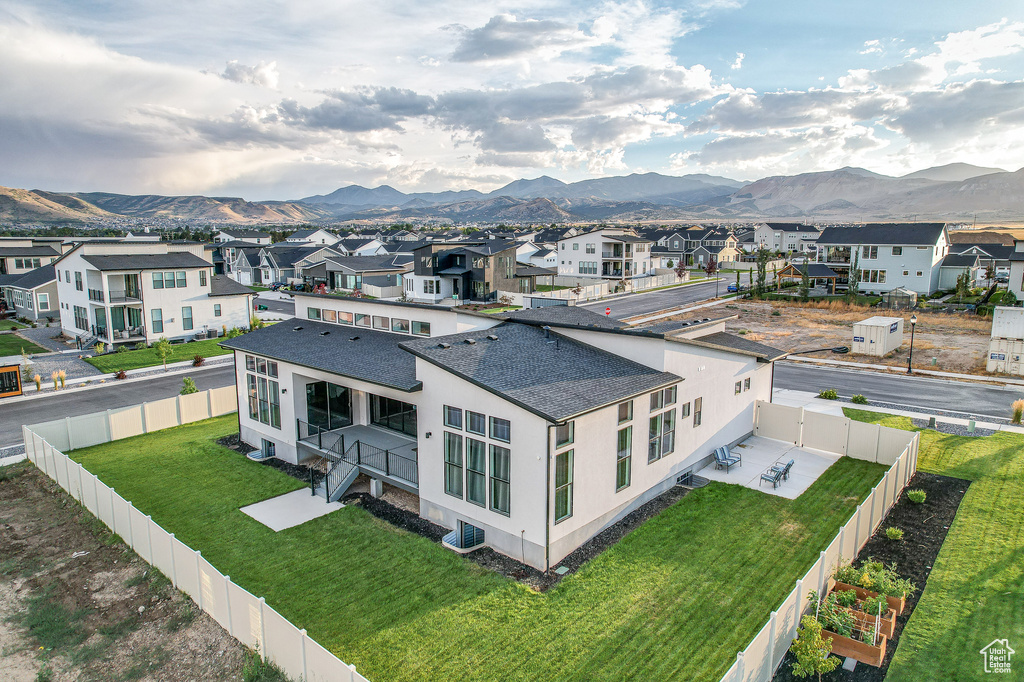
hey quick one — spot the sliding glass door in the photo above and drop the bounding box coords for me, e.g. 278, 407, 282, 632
306, 381, 352, 430
369, 394, 417, 437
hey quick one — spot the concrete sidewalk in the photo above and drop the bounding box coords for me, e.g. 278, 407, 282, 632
783, 355, 1024, 387
240, 489, 344, 531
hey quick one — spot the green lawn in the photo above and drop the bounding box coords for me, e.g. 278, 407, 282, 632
2, 318, 30, 330
68, 417, 885, 682
480, 306, 523, 314
248, 285, 270, 292
843, 409, 1024, 681
534, 284, 569, 292
83, 337, 232, 373
0, 333, 47, 356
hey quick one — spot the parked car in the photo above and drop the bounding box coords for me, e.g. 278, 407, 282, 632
727, 283, 747, 292
269, 281, 288, 291
995, 274, 1009, 284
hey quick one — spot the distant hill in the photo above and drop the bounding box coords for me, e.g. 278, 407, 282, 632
901, 163, 1007, 182
75, 192, 330, 223
0, 187, 116, 223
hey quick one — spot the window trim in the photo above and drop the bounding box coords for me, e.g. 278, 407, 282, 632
444, 432, 464, 499
490, 416, 511, 443
618, 400, 633, 424
554, 449, 573, 523
616, 426, 632, 491
443, 405, 463, 430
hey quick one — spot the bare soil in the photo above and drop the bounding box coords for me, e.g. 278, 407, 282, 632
0, 461, 249, 682
718, 299, 994, 374
772, 472, 970, 682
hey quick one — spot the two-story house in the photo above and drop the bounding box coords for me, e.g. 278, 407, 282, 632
285, 228, 340, 246
221, 297, 785, 571
0, 266, 59, 321
754, 223, 822, 253
55, 242, 253, 347
404, 241, 524, 303
556, 228, 654, 280
0, 240, 63, 276
816, 223, 949, 295
213, 229, 271, 246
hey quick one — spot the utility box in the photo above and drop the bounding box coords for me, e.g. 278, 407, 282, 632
852, 316, 905, 357
986, 307, 1024, 374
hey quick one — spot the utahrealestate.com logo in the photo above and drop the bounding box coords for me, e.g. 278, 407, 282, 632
980, 639, 1015, 674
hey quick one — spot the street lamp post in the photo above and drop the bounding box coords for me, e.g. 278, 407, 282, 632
907, 314, 918, 374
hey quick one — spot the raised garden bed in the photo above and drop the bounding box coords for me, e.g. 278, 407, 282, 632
773, 471, 969, 681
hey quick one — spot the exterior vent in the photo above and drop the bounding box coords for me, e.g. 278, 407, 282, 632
349, 336, 360, 341
292, 326, 303, 331
438, 342, 451, 349
464, 339, 476, 345
486, 335, 498, 341
320, 331, 330, 336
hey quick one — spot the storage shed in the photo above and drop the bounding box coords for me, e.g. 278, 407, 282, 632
986, 306, 1024, 374
880, 287, 918, 310
852, 316, 905, 357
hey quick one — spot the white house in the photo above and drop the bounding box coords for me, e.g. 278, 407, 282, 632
214, 229, 271, 246
55, 242, 253, 346
221, 297, 785, 571
754, 223, 822, 253
0, 240, 63, 276
336, 238, 387, 257
816, 223, 950, 295
0, 266, 59, 321
556, 228, 654, 280
286, 228, 340, 246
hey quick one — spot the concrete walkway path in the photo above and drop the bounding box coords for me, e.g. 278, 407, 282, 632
240, 489, 344, 532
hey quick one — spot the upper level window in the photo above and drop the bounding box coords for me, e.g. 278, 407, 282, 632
555, 421, 574, 448
443, 405, 463, 429
862, 245, 878, 259
490, 417, 511, 443
467, 411, 486, 435
618, 400, 633, 423
650, 386, 677, 411
200, 270, 208, 286
891, 246, 902, 256
307, 307, 321, 320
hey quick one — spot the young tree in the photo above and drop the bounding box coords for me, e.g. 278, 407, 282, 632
955, 271, 971, 303
704, 258, 718, 278
846, 248, 861, 301
153, 336, 172, 370
180, 377, 198, 395
755, 248, 770, 298
674, 260, 688, 280
790, 616, 841, 681
799, 265, 811, 301
1004, 289, 1019, 307
736, 269, 741, 292
985, 263, 995, 287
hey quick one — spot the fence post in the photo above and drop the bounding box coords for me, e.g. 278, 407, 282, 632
65, 416, 74, 451
817, 550, 826, 596
736, 651, 744, 680
798, 407, 805, 447
105, 408, 113, 442
259, 597, 267, 661
61, 451, 71, 492
852, 504, 861, 553
795, 578, 804, 621
195, 551, 204, 610
145, 515, 154, 563
768, 611, 777, 672
300, 629, 309, 681
75, 461, 85, 501
126, 501, 135, 549
109, 486, 117, 536
838, 526, 846, 563
207, 388, 214, 418
140, 402, 148, 434
169, 533, 178, 588
874, 423, 882, 462
176, 396, 184, 426
224, 575, 233, 636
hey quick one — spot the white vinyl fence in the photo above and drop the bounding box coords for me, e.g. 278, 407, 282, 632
720, 401, 920, 682
22, 388, 369, 682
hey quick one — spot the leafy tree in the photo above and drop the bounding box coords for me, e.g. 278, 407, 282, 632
955, 271, 971, 302
736, 269, 741, 292
755, 248, 770, 297
1004, 289, 1019, 306
704, 258, 718, 278
985, 263, 995, 286
180, 377, 198, 395
674, 260, 687, 280
790, 616, 841, 681
153, 337, 172, 370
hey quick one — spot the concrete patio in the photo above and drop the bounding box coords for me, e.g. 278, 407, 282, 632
696, 435, 842, 499
240, 489, 344, 531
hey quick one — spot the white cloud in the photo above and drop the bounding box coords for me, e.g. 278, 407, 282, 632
220, 60, 279, 88
860, 39, 882, 55
730, 52, 744, 70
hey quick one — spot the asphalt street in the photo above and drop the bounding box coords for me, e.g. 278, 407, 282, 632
774, 362, 1024, 420
255, 292, 295, 315
0, 364, 237, 447
581, 273, 750, 320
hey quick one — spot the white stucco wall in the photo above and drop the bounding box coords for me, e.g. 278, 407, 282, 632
293, 293, 500, 337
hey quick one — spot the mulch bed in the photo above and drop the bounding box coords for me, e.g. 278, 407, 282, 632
773, 472, 970, 682
217, 433, 311, 480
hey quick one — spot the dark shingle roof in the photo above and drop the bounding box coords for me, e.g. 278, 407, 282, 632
4, 266, 56, 290
791, 263, 839, 278
220, 320, 421, 392
687, 331, 788, 361
219, 228, 270, 238
264, 245, 327, 267
504, 306, 626, 330
953, 243, 1013, 259
81, 253, 211, 271
325, 254, 411, 273
400, 323, 680, 422
515, 266, 556, 277
816, 223, 946, 246
939, 254, 979, 268
766, 223, 820, 233
0, 245, 62, 257
209, 275, 254, 297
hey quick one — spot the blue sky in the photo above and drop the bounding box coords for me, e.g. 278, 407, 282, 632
0, 0, 1022, 199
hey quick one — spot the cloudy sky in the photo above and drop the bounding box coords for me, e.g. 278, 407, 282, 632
1, 1, 1023, 199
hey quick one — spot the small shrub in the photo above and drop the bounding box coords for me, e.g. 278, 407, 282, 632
907, 489, 927, 504
134, 342, 147, 350
94, 342, 105, 354
192, 354, 205, 367
115, 369, 128, 380
33, 374, 41, 391
771, 310, 781, 316
242, 647, 288, 682
886, 526, 904, 541
861, 594, 889, 617
1012, 399, 1024, 425
851, 394, 868, 404
180, 377, 198, 395
117, 344, 130, 353
818, 388, 838, 400
789, 615, 841, 681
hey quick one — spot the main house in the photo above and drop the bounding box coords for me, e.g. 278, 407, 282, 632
556, 228, 654, 280
754, 223, 822, 254
403, 240, 526, 303
221, 297, 785, 571
55, 241, 253, 347
816, 223, 950, 295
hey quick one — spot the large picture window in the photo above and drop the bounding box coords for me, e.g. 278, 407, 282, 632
648, 409, 676, 462
616, 426, 632, 491
306, 381, 352, 430
151, 308, 163, 334
370, 394, 417, 437
444, 432, 463, 498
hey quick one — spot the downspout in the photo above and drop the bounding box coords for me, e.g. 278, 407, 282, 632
545, 423, 554, 572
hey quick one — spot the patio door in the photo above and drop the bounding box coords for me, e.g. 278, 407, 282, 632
306, 381, 352, 430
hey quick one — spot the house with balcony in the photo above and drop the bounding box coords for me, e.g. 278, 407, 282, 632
221, 296, 785, 571
753, 223, 822, 253
556, 228, 654, 280
0, 266, 59, 321
403, 241, 525, 303
54, 242, 253, 347
815, 223, 949, 295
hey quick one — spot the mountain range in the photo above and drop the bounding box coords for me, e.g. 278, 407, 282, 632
1, 163, 1021, 225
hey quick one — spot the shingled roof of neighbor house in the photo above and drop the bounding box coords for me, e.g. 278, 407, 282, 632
220, 320, 421, 392
81, 253, 211, 271
401, 323, 680, 423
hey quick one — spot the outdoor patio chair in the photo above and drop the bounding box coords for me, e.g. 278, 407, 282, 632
772, 459, 795, 481
713, 447, 741, 472
720, 444, 742, 466
760, 467, 783, 489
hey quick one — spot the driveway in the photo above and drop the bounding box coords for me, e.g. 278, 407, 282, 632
581, 272, 750, 320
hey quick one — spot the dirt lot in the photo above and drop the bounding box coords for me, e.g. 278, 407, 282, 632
714, 299, 994, 374
0, 461, 258, 682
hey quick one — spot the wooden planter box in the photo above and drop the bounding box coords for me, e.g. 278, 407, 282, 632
823, 629, 887, 667
829, 578, 907, 616
849, 605, 896, 638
